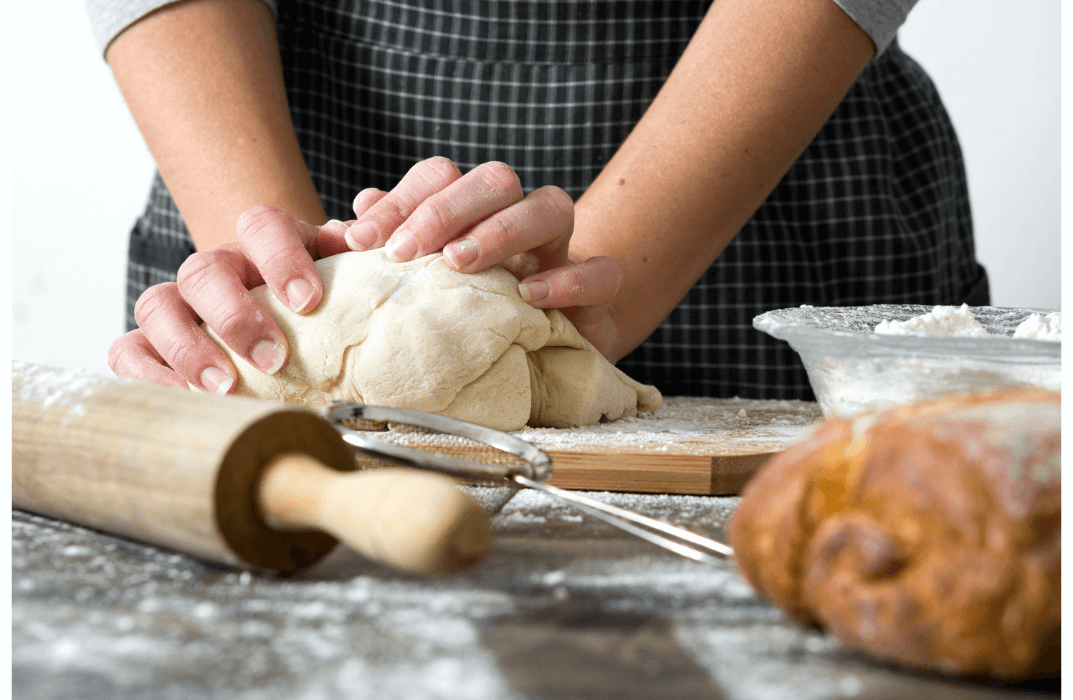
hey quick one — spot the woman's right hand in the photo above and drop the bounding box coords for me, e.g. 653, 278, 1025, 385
108, 207, 355, 393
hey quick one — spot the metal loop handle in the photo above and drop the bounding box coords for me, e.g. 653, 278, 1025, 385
322, 402, 734, 564
320, 402, 553, 482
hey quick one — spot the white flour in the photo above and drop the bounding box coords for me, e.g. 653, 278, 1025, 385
373, 396, 821, 457
873, 305, 1061, 341
873, 304, 989, 337
1012, 312, 1061, 340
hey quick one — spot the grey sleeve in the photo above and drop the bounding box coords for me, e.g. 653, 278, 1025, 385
830, 0, 918, 55
84, 0, 278, 57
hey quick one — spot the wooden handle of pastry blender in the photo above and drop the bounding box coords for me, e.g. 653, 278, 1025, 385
257, 453, 492, 575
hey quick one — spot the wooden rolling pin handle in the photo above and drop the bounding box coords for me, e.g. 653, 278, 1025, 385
257, 453, 492, 576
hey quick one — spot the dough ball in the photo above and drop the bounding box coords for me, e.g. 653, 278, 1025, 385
728, 389, 1060, 680
204, 250, 661, 431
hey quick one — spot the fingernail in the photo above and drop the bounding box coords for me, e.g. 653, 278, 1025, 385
518, 280, 550, 303
323, 219, 348, 235
444, 238, 480, 270
345, 220, 379, 251
200, 366, 233, 395
285, 277, 316, 312
385, 229, 418, 263
251, 339, 286, 374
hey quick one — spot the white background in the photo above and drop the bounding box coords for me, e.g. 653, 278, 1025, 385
9, 0, 1063, 375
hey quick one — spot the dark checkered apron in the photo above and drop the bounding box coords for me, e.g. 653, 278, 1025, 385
126, 0, 989, 400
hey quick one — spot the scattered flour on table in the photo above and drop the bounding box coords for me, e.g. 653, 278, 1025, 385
16, 492, 908, 700
496, 488, 740, 528
873, 305, 1061, 341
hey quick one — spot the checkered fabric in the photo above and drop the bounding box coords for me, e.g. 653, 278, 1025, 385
125, 0, 988, 400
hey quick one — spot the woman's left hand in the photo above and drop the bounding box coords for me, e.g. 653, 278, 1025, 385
344, 158, 624, 358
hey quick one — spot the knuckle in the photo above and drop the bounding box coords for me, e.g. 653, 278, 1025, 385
177, 250, 231, 294
133, 283, 177, 327
107, 335, 134, 374
236, 205, 285, 240
257, 242, 300, 275
540, 186, 575, 219
478, 161, 521, 194
410, 157, 461, 191
369, 196, 409, 228
483, 214, 516, 252
561, 265, 586, 296
164, 340, 197, 372
409, 197, 453, 237
207, 303, 253, 340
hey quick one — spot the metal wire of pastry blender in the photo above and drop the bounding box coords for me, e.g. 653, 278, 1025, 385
322, 402, 734, 565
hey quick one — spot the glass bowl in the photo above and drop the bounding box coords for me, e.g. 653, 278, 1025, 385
753, 305, 1061, 418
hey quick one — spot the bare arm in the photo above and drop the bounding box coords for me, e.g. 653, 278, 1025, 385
104, 0, 575, 389
107, 0, 339, 386
357, 0, 875, 360
571, 0, 874, 360
109, 0, 875, 389
106, 0, 328, 249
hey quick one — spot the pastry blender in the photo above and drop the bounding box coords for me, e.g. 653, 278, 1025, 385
322, 402, 734, 565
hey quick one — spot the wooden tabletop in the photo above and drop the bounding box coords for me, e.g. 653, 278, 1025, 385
12, 492, 1057, 700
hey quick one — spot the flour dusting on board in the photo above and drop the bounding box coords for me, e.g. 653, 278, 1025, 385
375, 396, 822, 456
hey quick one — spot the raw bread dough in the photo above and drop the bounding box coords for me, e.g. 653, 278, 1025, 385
204, 250, 661, 431
729, 388, 1061, 680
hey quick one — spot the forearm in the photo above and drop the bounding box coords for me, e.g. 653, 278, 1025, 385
107, 0, 327, 250
573, 0, 873, 361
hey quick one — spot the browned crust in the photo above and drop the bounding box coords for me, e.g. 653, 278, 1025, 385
728, 389, 1061, 679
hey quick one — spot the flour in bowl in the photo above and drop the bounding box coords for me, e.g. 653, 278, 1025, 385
1012, 312, 1061, 341
873, 304, 989, 337
873, 305, 1061, 341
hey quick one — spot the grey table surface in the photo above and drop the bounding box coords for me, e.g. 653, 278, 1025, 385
12, 489, 1059, 700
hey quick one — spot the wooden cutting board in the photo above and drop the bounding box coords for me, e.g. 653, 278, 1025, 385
361, 397, 824, 495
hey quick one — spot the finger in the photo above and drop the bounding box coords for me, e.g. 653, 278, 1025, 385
344, 156, 462, 252
517, 256, 623, 358
442, 185, 572, 273
499, 251, 542, 280
352, 188, 387, 219
315, 218, 357, 259
131, 283, 239, 393
107, 329, 189, 389
176, 249, 289, 376
565, 306, 620, 361
384, 161, 525, 263
236, 205, 324, 314
517, 256, 623, 310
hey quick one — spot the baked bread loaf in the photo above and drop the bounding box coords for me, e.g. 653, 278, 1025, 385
728, 389, 1060, 679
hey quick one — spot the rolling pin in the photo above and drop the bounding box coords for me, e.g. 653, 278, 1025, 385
12, 362, 491, 575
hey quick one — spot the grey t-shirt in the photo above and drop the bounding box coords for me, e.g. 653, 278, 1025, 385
831, 0, 918, 53
84, 0, 916, 57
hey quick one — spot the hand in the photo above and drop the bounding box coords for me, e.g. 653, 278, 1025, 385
108, 209, 353, 392
109, 157, 624, 391
344, 157, 624, 357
